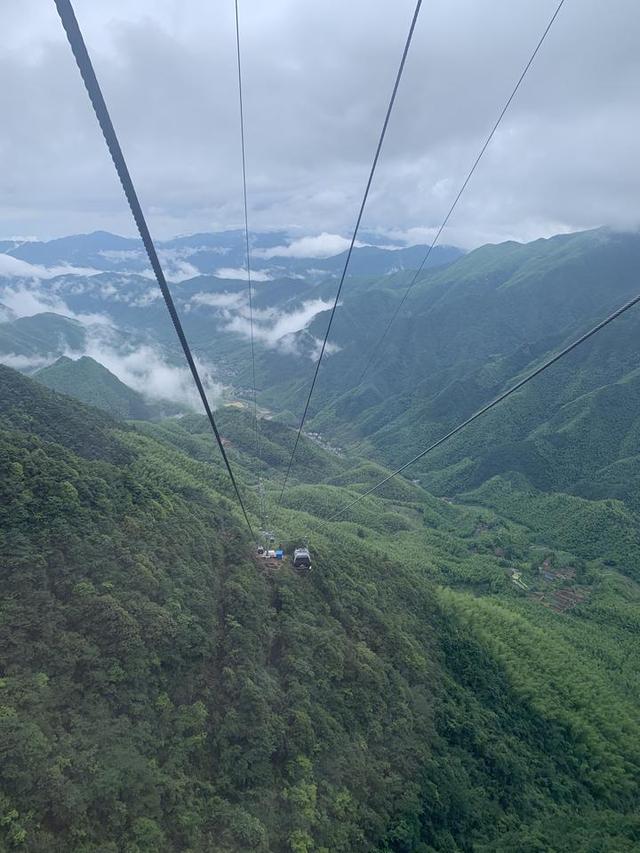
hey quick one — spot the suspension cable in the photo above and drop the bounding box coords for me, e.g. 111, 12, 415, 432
276, 0, 567, 436
234, 0, 260, 468
356, 0, 567, 385
327, 289, 640, 521
277, 0, 423, 505
54, 0, 256, 540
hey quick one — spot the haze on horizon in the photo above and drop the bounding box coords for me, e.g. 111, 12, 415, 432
2, 0, 639, 249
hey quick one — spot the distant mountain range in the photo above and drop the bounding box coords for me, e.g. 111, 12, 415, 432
0, 229, 462, 280
284, 227, 640, 510
0, 228, 463, 401
5, 225, 640, 520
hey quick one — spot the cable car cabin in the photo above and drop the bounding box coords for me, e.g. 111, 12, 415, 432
293, 547, 311, 570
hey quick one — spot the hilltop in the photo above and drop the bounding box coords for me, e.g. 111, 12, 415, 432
35, 355, 184, 421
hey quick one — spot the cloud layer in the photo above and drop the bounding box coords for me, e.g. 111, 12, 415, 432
2, 1, 639, 246
214, 267, 272, 282
225, 298, 334, 349
77, 339, 223, 410
0, 313, 222, 411
0, 267, 327, 411
191, 288, 335, 357
0, 273, 223, 409
256, 233, 365, 259
0, 282, 111, 327
0, 254, 100, 279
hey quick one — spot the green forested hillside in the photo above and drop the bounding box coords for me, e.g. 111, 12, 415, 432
257, 229, 640, 509
1, 365, 639, 851
35, 356, 183, 421
0, 313, 87, 362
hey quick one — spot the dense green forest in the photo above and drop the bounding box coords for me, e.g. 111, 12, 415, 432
261, 229, 640, 503
2, 363, 639, 851
3, 230, 640, 850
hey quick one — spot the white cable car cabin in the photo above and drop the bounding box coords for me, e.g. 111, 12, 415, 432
293, 547, 311, 569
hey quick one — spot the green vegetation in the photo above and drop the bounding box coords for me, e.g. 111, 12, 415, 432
1, 365, 639, 851
249, 228, 640, 513
34, 356, 183, 421
0, 313, 86, 362
462, 475, 640, 580
4, 214, 640, 853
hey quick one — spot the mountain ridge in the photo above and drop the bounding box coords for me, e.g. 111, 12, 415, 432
34, 355, 184, 421
1, 229, 464, 280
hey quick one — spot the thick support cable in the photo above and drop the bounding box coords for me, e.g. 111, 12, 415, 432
278, 0, 423, 505
54, 0, 255, 540
234, 0, 260, 466
328, 289, 640, 521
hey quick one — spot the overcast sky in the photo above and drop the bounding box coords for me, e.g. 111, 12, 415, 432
1, 0, 639, 248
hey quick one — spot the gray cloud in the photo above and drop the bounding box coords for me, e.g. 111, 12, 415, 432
0, 280, 110, 327
0, 285, 223, 409
214, 267, 272, 282
71, 340, 224, 410
190, 287, 336, 357
1, 0, 639, 246
256, 233, 366, 259
0, 352, 53, 371
0, 254, 101, 279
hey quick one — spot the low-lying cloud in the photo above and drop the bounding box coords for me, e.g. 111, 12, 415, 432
0, 351, 53, 371
190, 291, 246, 309
165, 260, 200, 281
0, 253, 101, 279
1, 283, 70, 318
214, 266, 273, 282
0, 325, 223, 412
0, 280, 223, 409
222, 297, 336, 358
189, 287, 336, 357
77, 339, 223, 411
250, 299, 334, 346
0, 303, 15, 323
255, 233, 367, 260
0, 282, 110, 326
136, 262, 201, 283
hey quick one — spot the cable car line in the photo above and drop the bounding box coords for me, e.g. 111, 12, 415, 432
274, 0, 567, 438
234, 0, 261, 469
277, 0, 423, 506
356, 0, 566, 385
327, 288, 640, 522
54, 0, 256, 540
